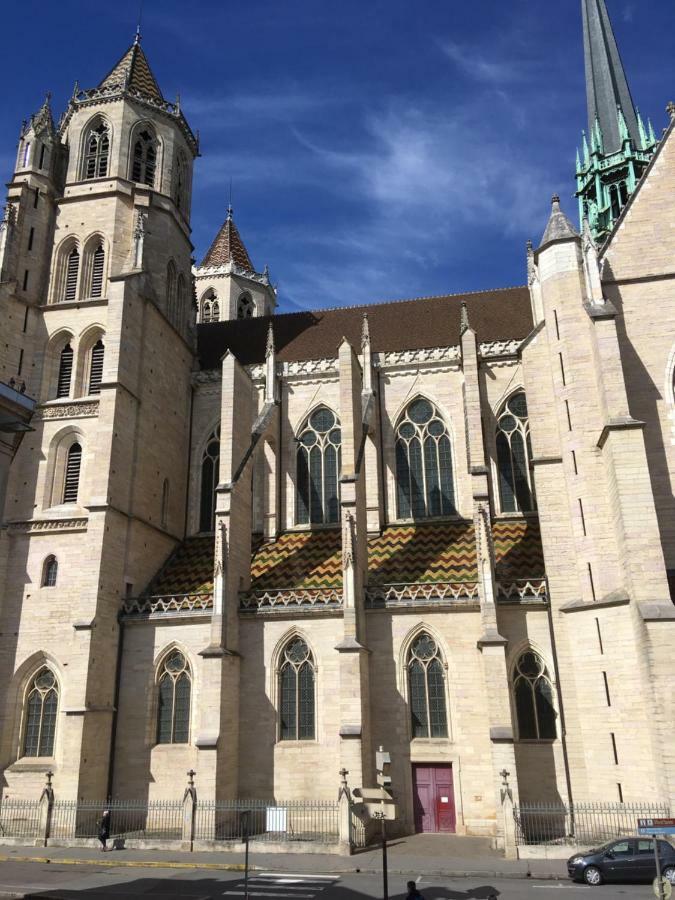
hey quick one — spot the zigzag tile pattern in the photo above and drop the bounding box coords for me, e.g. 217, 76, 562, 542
144, 536, 215, 596
142, 518, 545, 596
251, 530, 342, 589
368, 523, 477, 583
493, 519, 545, 579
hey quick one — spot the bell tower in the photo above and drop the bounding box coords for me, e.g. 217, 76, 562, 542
576, 0, 657, 242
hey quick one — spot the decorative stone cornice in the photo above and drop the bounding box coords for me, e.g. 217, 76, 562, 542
193, 261, 272, 288
121, 592, 213, 620
282, 358, 338, 377
34, 400, 99, 420
240, 588, 343, 612
479, 340, 522, 359
374, 346, 461, 368
7, 517, 88, 534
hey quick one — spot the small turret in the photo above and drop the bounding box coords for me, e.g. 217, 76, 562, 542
15, 94, 57, 179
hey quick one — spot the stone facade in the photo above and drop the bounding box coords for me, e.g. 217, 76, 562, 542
0, 37, 674, 845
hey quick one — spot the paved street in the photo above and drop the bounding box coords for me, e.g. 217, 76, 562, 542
0, 861, 658, 900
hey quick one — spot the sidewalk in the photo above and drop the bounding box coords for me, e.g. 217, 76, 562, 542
0, 834, 568, 880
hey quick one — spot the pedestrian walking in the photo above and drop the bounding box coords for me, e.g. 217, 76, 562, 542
406, 881, 425, 900
98, 809, 111, 851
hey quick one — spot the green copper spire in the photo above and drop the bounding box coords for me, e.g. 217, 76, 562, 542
576, 0, 657, 242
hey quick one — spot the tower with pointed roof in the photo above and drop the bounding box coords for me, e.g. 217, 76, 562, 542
576, 0, 657, 242
194, 206, 275, 323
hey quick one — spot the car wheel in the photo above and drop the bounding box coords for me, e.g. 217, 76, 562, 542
663, 866, 675, 886
583, 866, 604, 886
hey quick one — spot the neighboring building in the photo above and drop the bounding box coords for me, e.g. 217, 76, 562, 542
0, 2, 673, 842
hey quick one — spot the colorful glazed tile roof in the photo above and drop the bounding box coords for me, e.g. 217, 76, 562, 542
144, 519, 545, 597
98, 42, 164, 101
144, 536, 214, 596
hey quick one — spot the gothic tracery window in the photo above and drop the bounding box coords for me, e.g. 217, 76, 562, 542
173, 150, 188, 214
395, 398, 455, 519
84, 121, 110, 179
200, 426, 220, 532
496, 391, 534, 514
131, 128, 157, 187
201, 289, 219, 324
156, 650, 191, 744
295, 407, 341, 526
408, 633, 448, 739
23, 668, 58, 757
237, 294, 254, 319
279, 638, 315, 741
513, 650, 557, 740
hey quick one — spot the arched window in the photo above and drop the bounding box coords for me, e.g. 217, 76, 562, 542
201, 289, 219, 324
83, 121, 110, 179
63, 443, 82, 504
64, 247, 80, 302
23, 668, 58, 757
296, 407, 341, 525
395, 398, 455, 519
496, 391, 534, 513
177, 274, 186, 329
237, 294, 254, 319
167, 261, 177, 324
161, 478, 169, 528
88, 340, 104, 395
200, 426, 220, 532
131, 128, 157, 187
156, 650, 191, 744
21, 141, 31, 168
89, 243, 105, 298
279, 638, 315, 741
42, 555, 58, 587
173, 150, 188, 214
513, 650, 557, 740
57, 343, 73, 398
408, 633, 448, 738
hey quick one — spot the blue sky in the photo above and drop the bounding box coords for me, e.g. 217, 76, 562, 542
2, 0, 674, 313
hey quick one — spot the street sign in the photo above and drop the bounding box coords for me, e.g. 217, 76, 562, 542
653, 876, 672, 900
638, 819, 675, 836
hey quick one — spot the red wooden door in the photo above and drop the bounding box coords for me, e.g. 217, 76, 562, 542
412, 764, 455, 833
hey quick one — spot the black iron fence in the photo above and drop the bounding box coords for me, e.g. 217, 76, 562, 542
49, 799, 184, 840
193, 798, 339, 843
514, 801, 672, 846
0, 799, 41, 838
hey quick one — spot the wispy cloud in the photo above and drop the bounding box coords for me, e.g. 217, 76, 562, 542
622, 4, 635, 22
439, 40, 524, 84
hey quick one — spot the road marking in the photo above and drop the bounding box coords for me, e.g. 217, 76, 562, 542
532, 886, 590, 890
257, 874, 337, 880
224, 892, 316, 898
416, 876, 423, 884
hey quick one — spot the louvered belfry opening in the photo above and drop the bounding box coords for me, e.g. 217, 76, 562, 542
64, 248, 79, 301
56, 344, 73, 398
84, 122, 109, 179
62, 443, 82, 504
88, 340, 105, 394
132, 130, 157, 187
90, 244, 105, 298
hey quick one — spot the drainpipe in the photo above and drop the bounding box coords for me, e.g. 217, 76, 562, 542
544, 574, 575, 826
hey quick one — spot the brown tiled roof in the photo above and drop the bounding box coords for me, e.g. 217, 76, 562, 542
98, 42, 163, 101
200, 212, 255, 270
197, 287, 533, 368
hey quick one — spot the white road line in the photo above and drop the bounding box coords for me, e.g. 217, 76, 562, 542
416, 876, 422, 884
257, 874, 337, 880
223, 892, 317, 898
532, 886, 590, 890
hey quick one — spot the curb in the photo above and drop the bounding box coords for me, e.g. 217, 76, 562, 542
0, 854, 567, 880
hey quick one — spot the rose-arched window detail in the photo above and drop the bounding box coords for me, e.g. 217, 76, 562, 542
131, 129, 157, 187
296, 407, 341, 525
279, 638, 315, 741
408, 633, 448, 738
496, 391, 534, 513
84, 121, 110, 179
513, 651, 557, 740
157, 651, 191, 744
23, 668, 58, 757
396, 398, 455, 519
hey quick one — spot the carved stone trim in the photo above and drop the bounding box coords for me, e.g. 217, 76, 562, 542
34, 400, 99, 420
479, 339, 522, 358
240, 588, 343, 611
365, 581, 480, 608
7, 517, 88, 534
121, 592, 214, 620
282, 359, 338, 377
374, 346, 461, 368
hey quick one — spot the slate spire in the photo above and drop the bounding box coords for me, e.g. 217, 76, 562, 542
582, 0, 639, 153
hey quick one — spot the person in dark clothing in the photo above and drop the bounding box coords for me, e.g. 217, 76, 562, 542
98, 809, 111, 851
407, 881, 425, 900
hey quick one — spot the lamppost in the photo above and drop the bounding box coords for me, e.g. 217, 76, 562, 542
373, 810, 388, 900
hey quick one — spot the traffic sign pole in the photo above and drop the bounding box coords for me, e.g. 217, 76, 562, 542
654, 833, 664, 900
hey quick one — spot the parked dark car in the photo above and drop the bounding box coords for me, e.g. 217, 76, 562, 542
568, 837, 675, 885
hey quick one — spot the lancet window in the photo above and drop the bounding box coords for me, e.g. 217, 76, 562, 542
408, 633, 448, 739
201, 289, 219, 323
88, 340, 105, 395
88, 243, 105, 298
496, 391, 534, 513
23, 668, 58, 757
199, 426, 220, 532
83, 121, 110, 179
513, 650, 557, 740
64, 247, 80, 302
131, 129, 157, 187
156, 651, 191, 744
62, 443, 82, 504
56, 344, 73, 398
42, 555, 58, 587
237, 294, 254, 319
279, 638, 315, 741
295, 407, 341, 526
395, 398, 455, 519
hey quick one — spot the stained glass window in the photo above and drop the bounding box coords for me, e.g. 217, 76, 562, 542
279, 638, 315, 741
200, 426, 220, 532
23, 668, 58, 757
396, 398, 455, 519
408, 634, 448, 738
296, 408, 341, 525
157, 651, 191, 744
513, 651, 557, 740
496, 391, 535, 513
